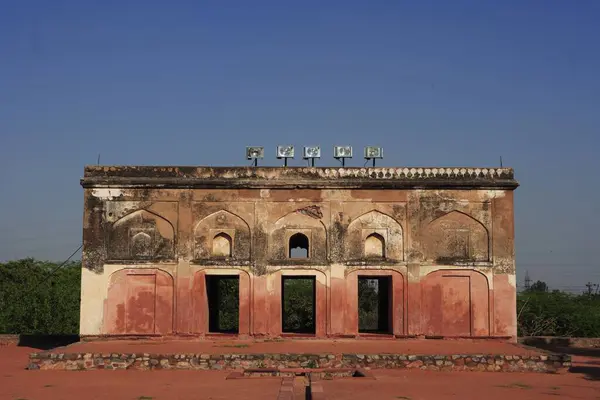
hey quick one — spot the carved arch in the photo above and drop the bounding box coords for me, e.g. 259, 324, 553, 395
191, 268, 252, 335
212, 232, 232, 257
289, 232, 310, 258
365, 233, 385, 258
131, 231, 152, 258
104, 268, 174, 335
421, 269, 490, 337
345, 210, 404, 261
108, 209, 175, 260
274, 209, 327, 230
425, 210, 489, 263
270, 209, 327, 263
345, 268, 405, 336
194, 210, 251, 260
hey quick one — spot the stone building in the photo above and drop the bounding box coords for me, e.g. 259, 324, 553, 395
80, 166, 518, 340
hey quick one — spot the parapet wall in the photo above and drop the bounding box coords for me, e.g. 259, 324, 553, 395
82, 166, 518, 189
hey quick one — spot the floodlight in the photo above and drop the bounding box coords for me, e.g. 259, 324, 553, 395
303, 146, 321, 166
246, 146, 264, 166
364, 146, 383, 159
303, 146, 321, 158
333, 145, 352, 166
334, 146, 353, 158
276, 145, 294, 167
277, 145, 295, 159
364, 146, 383, 167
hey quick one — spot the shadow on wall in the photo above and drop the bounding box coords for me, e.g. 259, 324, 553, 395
18, 334, 80, 350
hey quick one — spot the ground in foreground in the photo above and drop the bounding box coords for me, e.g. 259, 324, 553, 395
2, 344, 599, 400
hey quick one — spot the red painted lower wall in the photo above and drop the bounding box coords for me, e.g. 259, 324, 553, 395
420, 270, 490, 337
102, 268, 515, 339
105, 269, 174, 335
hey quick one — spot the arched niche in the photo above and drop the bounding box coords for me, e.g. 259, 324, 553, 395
212, 232, 232, 257
108, 209, 175, 260
270, 210, 327, 263
345, 210, 403, 261
365, 233, 385, 258
425, 210, 489, 263
131, 232, 152, 258
420, 269, 490, 337
104, 268, 174, 335
194, 210, 251, 260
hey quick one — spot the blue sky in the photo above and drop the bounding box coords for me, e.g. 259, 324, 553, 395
1, 1, 598, 291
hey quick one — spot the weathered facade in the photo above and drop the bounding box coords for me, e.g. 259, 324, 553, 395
80, 166, 518, 340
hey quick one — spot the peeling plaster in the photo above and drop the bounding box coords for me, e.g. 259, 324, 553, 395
92, 188, 123, 200
486, 190, 506, 198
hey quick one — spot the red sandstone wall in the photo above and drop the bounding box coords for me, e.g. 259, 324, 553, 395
92, 184, 516, 340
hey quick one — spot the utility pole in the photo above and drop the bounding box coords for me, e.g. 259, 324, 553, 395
586, 282, 594, 296
524, 271, 531, 291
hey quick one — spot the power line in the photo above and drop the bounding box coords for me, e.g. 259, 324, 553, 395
517, 263, 599, 266
29, 244, 83, 292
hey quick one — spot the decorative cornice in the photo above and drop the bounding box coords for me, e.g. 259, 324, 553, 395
81, 166, 518, 190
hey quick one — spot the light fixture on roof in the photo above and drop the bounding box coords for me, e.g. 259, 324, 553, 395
333, 145, 352, 167
364, 146, 383, 167
276, 145, 295, 167
303, 146, 321, 167
246, 146, 264, 167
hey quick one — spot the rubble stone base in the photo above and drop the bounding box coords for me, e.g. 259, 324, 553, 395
28, 352, 571, 373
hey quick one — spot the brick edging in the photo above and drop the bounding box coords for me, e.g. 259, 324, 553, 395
28, 352, 571, 373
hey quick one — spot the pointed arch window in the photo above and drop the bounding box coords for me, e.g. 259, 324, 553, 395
289, 233, 309, 258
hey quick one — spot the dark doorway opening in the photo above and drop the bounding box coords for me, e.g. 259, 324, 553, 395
358, 277, 392, 334
206, 275, 239, 333
282, 276, 316, 334
289, 233, 309, 258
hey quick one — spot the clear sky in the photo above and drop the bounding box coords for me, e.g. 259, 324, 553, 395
1, 1, 598, 292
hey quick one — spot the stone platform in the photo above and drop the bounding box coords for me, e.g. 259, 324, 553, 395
27, 339, 571, 373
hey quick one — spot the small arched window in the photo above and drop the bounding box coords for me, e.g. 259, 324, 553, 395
289, 233, 309, 258
365, 233, 385, 258
212, 232, 232, 257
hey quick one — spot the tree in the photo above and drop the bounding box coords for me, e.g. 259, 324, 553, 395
0, 258, 81, 334
528, 280, 548, 293
282, 278, 314, 333
358, 278, 379, 331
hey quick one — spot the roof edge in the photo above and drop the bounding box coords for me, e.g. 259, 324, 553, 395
81, 166, 518, 190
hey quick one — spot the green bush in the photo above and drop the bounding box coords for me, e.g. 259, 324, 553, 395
358, 278, 379, 331
282, 278, 314, 333
518, 289, 600, 337
0, 258, 81, 334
